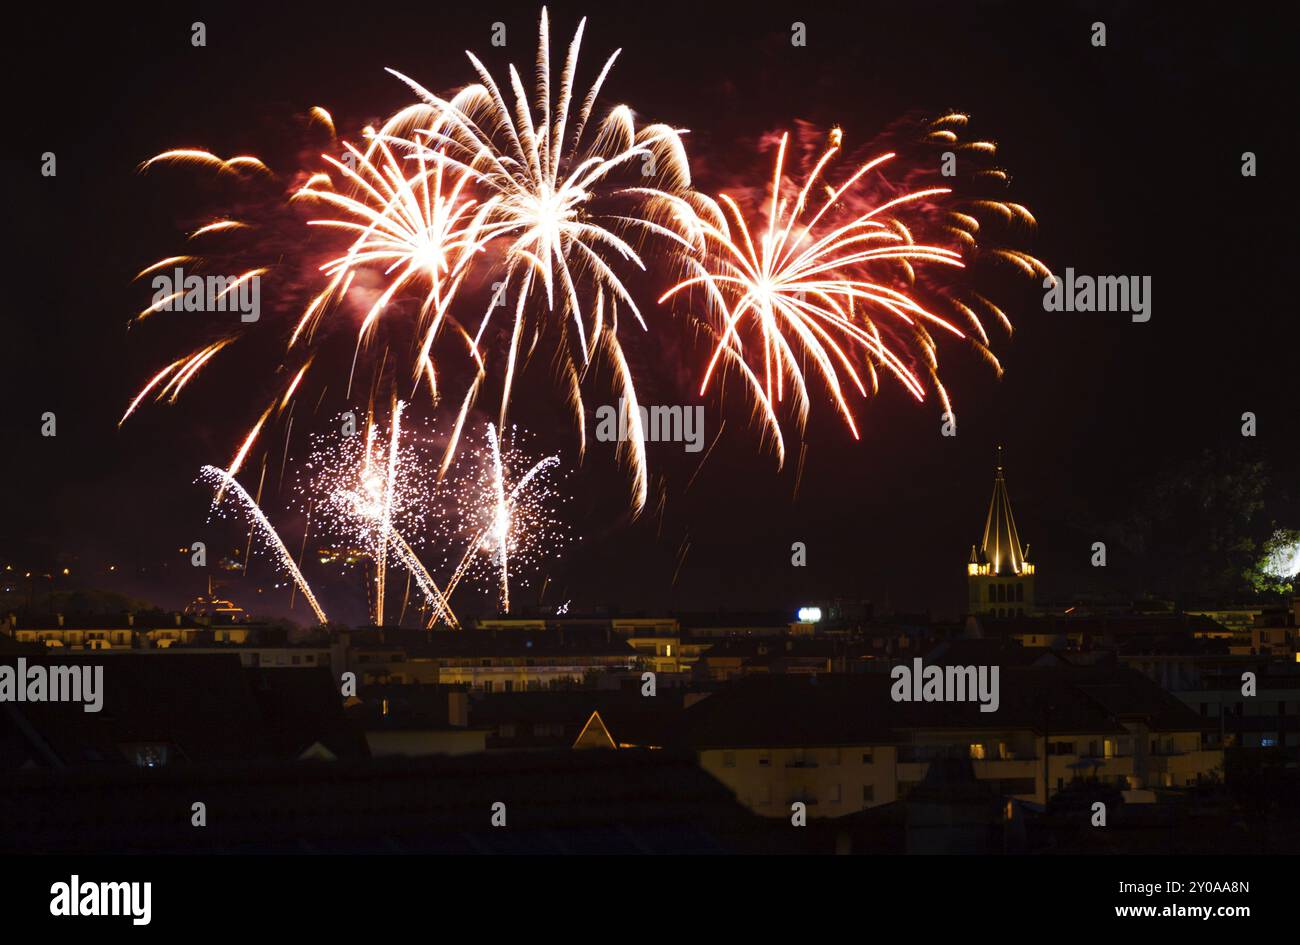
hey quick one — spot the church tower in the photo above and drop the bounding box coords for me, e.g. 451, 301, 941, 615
968, 448, 1035, 617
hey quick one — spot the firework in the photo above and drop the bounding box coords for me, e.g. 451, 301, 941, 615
386, 6, 699, 512
199, 465, 327, 625
660, 121, 1049, 462
303, 403, 456, 626
291, 132, 494, 404
436, 422, 568, 616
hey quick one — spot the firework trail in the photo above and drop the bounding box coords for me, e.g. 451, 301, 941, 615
486, 422, 512, 609
199, 465, 328, 625
387, 531, 459, 629
374, 400, 404, 623
661, 119, 1049, 462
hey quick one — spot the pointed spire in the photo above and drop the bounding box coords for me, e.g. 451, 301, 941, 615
980, 446, 1027, 575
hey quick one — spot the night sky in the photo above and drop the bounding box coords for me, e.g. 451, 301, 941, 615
5, 1, 1297, 622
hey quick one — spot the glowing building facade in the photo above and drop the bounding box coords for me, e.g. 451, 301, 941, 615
968, 450, 1035, 616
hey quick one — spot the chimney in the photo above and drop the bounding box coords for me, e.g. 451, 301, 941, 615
448, 689, 469, 727
125, 612, 135, 628
56, 613, 64, 628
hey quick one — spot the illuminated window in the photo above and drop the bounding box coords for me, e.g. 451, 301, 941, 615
124, 743, 171, 768
969, 743, 986, 760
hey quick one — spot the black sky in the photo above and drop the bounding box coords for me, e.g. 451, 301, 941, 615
4, 1, 1297, 622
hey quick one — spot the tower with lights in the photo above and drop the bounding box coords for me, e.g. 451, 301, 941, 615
968, 447, 1035, 617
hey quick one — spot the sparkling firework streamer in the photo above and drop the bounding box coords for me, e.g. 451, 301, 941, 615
199, 465, 327, 625
434, 422, 568, 617
661, 120, 1049, 462
385, 6, 700, 513
301, 404, 457, 626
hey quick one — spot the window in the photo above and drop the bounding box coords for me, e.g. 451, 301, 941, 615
758, 751, 771, 767
482, 681, 493, 693
969, 743, 986, 760
722, 751, 736, 768
861, 749, 873, 764
862, 784, 875, 804
830, 784, 842, 803
128, 744, 170, 768
499, 723, 516, 738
